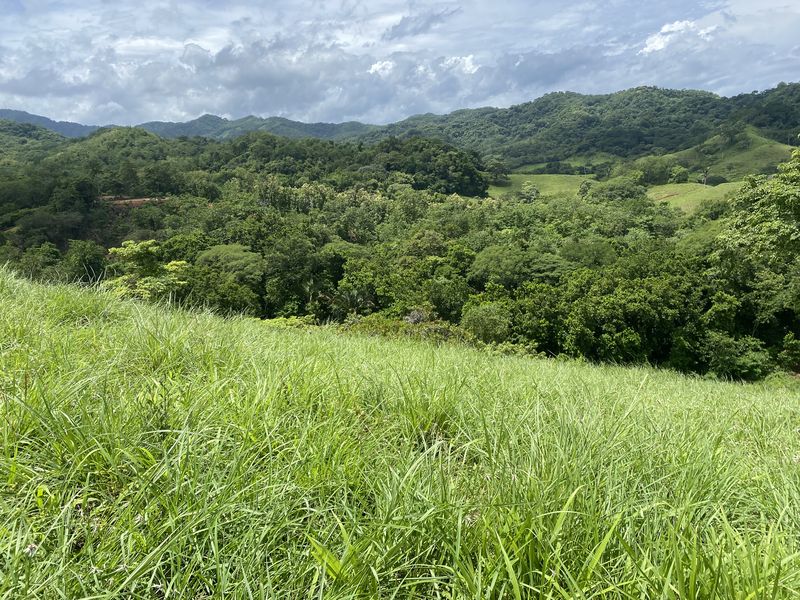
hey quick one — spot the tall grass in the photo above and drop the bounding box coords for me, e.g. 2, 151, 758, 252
2, 267, 800, 598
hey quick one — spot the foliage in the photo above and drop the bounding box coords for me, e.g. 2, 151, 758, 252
103, 240, 189, 300
460, 300, 512, 344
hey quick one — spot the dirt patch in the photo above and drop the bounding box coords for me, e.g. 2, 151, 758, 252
99, 195, 164, 208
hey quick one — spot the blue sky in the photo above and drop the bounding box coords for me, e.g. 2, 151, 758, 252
0, 0, 798, 124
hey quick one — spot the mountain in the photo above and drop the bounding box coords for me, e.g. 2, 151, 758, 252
0, 119, 68, 162
356, 84, 800, 167
0, 109, 99, 138
138, 114, 378, 140
2, 82, 798, 167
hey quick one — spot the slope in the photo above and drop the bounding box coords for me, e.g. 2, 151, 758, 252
3, 83, 799, 167
0, 109, 99, 138
138, 114, 379, 140
2, 269, 800, 597
666, 126, 794, 181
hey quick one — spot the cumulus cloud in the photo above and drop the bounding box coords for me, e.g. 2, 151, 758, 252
368, 60, 395, 77
0, 0, 798, 125
639, 20, 717, 54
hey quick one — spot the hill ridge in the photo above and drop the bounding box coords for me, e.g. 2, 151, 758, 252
2, 82, 798, 166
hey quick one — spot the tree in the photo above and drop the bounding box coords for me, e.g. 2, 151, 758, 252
486, 156, 510, 185
63, 240, 107, 282
103, 240, 188, 300
519, 181, 540, 202
461, 301, 512, 344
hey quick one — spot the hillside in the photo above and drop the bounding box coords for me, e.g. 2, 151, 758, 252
2, 269, 800, 597
139, 114, 379, 141
666, 126, 794, 181
4, 83, 799, 168
0, 109, 99, 138
647, 181, 743, 213
0, 120, 67, 162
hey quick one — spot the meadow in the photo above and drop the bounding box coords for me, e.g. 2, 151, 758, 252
488, 174, 594, 198
647, 182, 743, 213
2, 268, 800, 598
665, 128, 793, 182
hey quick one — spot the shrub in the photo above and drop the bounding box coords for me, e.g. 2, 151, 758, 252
341, 313, 471, 344
705, 331, 774, 381
460, 302, 512, 344
778, 333, 800, 373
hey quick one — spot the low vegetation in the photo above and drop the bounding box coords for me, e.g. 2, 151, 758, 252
647, 182, 742, 214
2, 270, 800, 597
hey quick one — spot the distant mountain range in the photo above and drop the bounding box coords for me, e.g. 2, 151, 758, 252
0, 109, 100, 138
0, 108, 378, 141
2, 83, 799, 167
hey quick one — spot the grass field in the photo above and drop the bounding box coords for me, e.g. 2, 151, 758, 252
489, 173, 594, 198
648, 181, 743, 213
514, 154, 620, 174
666, 128, 793, 182
3, 269, 800, 597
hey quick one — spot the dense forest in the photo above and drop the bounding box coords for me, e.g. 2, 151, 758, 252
2, 98, 800, 382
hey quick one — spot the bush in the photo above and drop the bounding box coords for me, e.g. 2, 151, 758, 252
705, 331, 774, 381
460, 302, 512, 344
341, 313, 471, 344
778, 333, 800, 372
669, 166, 689, 183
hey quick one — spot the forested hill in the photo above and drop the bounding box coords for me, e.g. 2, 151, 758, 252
3, 83, 799, 166
0, 109, 100, 138
358, 84, 800, 166
139, 114, 379, 140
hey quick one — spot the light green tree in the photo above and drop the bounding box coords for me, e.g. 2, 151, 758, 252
103, 240, 188, 300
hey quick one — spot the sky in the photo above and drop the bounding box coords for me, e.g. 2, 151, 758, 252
0, 0, 798, 125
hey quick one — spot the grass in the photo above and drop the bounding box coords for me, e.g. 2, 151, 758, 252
489, 173, 595, 198
666, 128, 793, 182
514, 154, 620, 174
647, 181, 743, 213
2, 268, 800, 597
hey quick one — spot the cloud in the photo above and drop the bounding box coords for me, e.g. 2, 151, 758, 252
383, 7, 461, 40
0, 0, 798, 125
368, 60, 394, 77
639, 20, 717, 54
442, 55, 479, 75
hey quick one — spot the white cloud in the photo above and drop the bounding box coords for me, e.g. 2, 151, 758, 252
368, 60, 394, 76
639, 20, 717, 54
442, 55, 479, 75
0, 0, 797, 125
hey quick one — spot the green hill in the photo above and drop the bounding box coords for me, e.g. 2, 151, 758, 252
4, 83, 799, 168
647, 181, 743, 213
489, 173, 595, 198
3, 269, 800, 597
356, 84, 800, 166
139, 114, 379, 141
0, 109, 99, 138
666, 126, 793, 182
0, 119, 67, 162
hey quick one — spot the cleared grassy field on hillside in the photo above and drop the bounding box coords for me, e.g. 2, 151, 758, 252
2, 270, 800, 597
648, 181, 743, 213
667, 129, 793, 182
489, 173, 594, 198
